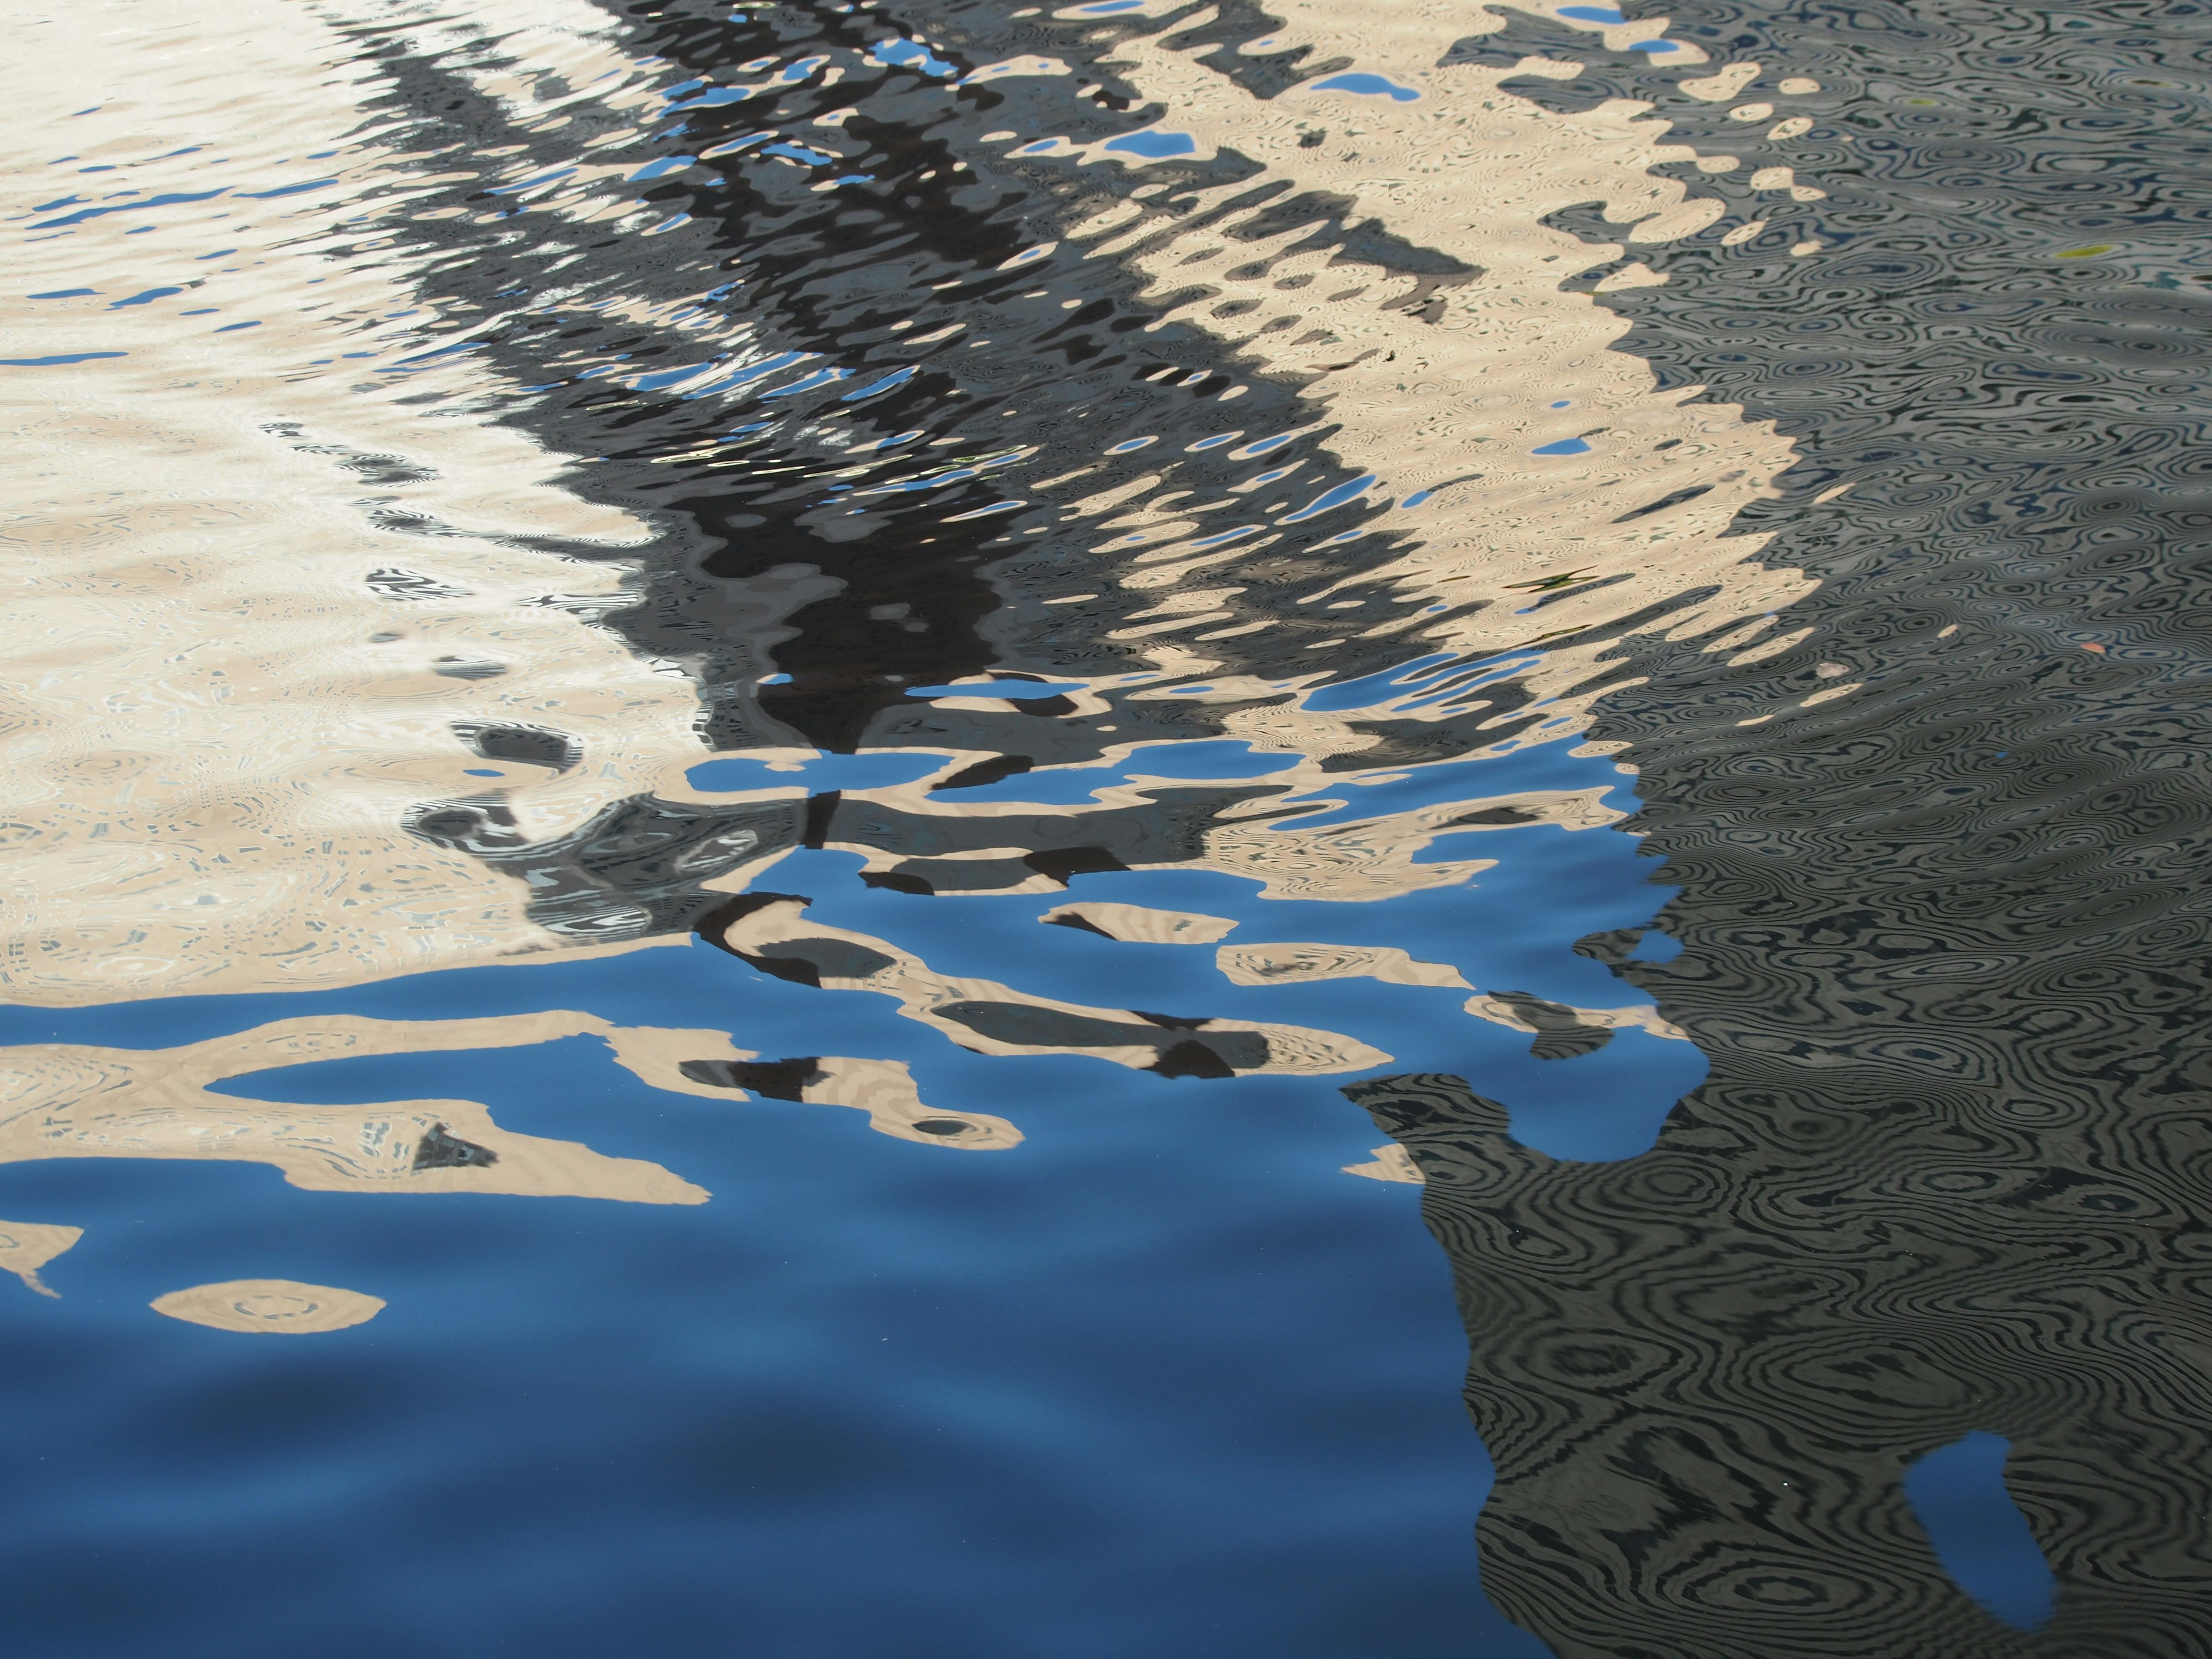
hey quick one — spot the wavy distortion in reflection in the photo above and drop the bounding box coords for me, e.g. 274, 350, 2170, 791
1, 0, 2207, 1652
1, 0, 1716, 1190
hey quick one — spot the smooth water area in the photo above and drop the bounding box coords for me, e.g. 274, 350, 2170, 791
1, 0, 2207, 1654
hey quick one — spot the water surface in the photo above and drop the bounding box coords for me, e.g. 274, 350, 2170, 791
1, 0, 2207, 1654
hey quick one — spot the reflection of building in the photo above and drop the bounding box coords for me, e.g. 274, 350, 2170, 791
0, 0, 734, 1009
0, 0, 1794, 1032
1, 0, 1694, 1465
1005, 0, 1809, 730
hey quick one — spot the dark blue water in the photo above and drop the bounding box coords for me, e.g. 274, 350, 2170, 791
0, 939, 1540, 1657
1906, 1434, 2056, 1634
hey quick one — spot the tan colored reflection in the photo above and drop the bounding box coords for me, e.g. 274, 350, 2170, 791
0, 1221, 83, 1298
1216, 946, 1688, 1048
1016, 0, 1820, 742
714, 895, 1389, 1075
1463, 991, 1688, 1043
1217, 943, 1469, 989
738, 1057, 1024, 1152
1342, 1143, 1424, 1184
0, 0, 710, 1007
1041, 903, 1237, 944
0, 1012, 711, 1202
1204, 783, 1623, 901
151, 1279, 385, 1334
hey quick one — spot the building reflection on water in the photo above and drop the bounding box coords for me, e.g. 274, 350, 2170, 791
0, 0, 1713, 1210
6, 0, 2208, 1651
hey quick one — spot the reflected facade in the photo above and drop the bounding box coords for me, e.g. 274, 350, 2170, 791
1, 0, 2206, 1653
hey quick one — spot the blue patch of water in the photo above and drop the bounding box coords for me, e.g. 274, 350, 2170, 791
760, 366, 853, 397
683, 350, 813, 397
1280, 474, 1378, 524
0, 673, 1679, 1647
1904, 1433, 2056, 1630
871, 38, 960, 78
631, 360, 715, 391
0, 924, 1560, 1656
1302, 653, 1472, 713
1102, 130, 1196, 158
491, 166, 577, 195
1312, 73, 1422, 101
842, 366, 916, 400
665, 86, 762, 110
935, 739, 1300, 804
0, 351, 127, 366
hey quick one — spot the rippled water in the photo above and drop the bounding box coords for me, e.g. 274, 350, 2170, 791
1, 0, 2206, 1653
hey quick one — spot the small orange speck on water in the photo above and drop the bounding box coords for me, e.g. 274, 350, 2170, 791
2080, 643, 2105, 653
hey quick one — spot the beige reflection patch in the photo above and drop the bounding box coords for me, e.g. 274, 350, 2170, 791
0, 1221, 83, 1298
0, 0, 709, 1007
152, 1279, 385, 1335
1042, 903, 1238, 944
1464, 991, 1689, 1042
1022, 0, 1813, 737
0, 1012, 711, 1203
746, 1057, 1022, 1151
1217, 943, 1468, 990
1204, 786, 1618, 901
